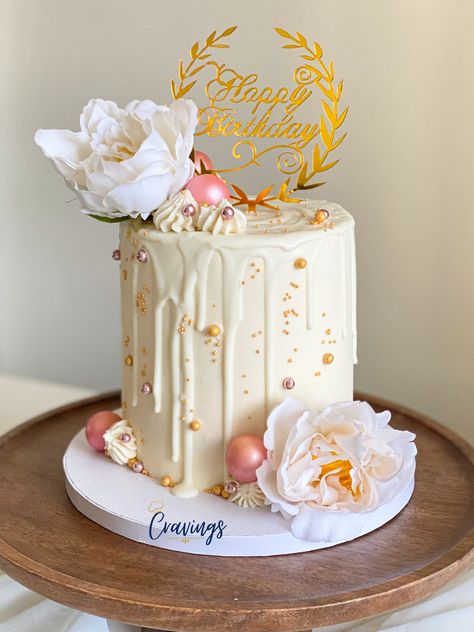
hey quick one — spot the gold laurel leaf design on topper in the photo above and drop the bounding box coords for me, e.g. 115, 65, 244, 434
171, 26, 348, 211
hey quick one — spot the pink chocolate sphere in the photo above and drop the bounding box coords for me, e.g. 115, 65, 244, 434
186, 174, 230, 206
85, 411, 122, 451
225, 434, 267, 483
193, 150, 214, 174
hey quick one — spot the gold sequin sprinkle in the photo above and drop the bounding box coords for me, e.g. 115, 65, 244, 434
323, 353, 334, 365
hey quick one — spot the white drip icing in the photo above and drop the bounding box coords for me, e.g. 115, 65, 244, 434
121, 200, 356, 498
131, 257, 139, 407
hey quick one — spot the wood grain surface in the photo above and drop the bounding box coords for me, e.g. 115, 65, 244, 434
0, 392, 472, 632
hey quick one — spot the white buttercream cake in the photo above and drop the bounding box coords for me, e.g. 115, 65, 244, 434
120, 199, 356, 497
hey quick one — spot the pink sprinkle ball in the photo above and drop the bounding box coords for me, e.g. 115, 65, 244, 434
221, 206, 235, 221
136, 249, 148, 263
185, 174, 230, 206
85, 411, 121, 451
132, 461, 144, 474
225, 434, 267, 484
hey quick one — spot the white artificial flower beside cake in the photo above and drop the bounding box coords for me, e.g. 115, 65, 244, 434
34, 98, 198, 219
256, 398, 417, 542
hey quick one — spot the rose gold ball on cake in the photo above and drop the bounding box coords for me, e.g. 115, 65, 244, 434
283, 376, 295, 390
224, 481, 238, 494
185, 174, 230, 206
193, 150, 214, 174
190, 420, 201, 431
124, 355, 133, 366
161, 475, 173, 487
323, 352, 334, 365
112, 249, 121, 261
141, 382, 152, 394
225, 434, 267, 483
136, 249, 148, 263
207, 324, 221, 337
85, 411, 121, 451
221, 206, 235, 220
182, 203, 196, 217
132, 460, 144, 473
294, 258, 307, 269
314, 209, 329, 224
120, 433, 131, 443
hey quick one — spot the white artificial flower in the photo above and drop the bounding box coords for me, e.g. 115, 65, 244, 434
34, 98, 198, 219
256, 398, 416, 541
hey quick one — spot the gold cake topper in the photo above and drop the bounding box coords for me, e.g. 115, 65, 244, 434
171, 27, 348, 210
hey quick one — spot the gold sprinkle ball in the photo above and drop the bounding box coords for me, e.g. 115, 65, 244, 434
221, 490, 230, 499
207, 324, 221, 337
294, 258, 307, 269
323, 352, 334, 365
212, 484, 224, 495
124, 354, 133, 366
314, 208, 329, 224
161, 475, 173, 487
127, 457, 138, 468
190, 420, 201, 431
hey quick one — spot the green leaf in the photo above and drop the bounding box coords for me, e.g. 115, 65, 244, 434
90, 214, 129, 224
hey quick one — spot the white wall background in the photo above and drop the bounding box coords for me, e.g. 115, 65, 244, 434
1, 0, 473, 441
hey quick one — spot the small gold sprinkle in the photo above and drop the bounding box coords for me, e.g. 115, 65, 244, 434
124, 355, 133, 366
288, 358, 293, 363
314, 371, 321, 377
242, 374, 246, 378
190, 420, 201, 431
323, 353, 334, 365
244, 389, 249, 395
161, 475, 173, 488
256, 349, 261, 354
294, 348, 299, 352
325, 328, 331, 335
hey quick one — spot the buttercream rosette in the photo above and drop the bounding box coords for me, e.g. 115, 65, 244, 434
103, 419, 137, 465
153, 192, 247, 235
256, 398, 416, 542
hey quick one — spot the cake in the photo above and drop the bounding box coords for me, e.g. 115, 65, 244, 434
34, 26, 416, 553
120, 200, 356, 498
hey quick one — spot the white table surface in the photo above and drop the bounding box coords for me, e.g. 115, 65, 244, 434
0, 373, 472, 632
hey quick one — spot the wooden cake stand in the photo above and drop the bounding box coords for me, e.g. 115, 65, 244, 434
0, 392, 472, 632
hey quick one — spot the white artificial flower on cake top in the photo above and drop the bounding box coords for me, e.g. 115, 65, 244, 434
256, 398, 416, 542
34, 98, 198, 220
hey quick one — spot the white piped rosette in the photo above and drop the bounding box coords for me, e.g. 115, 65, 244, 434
256, 398, 417, 543
103, 419, 137, 465
153, 191, 247, 235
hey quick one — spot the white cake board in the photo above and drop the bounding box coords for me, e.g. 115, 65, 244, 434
64, 430, 414, 557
